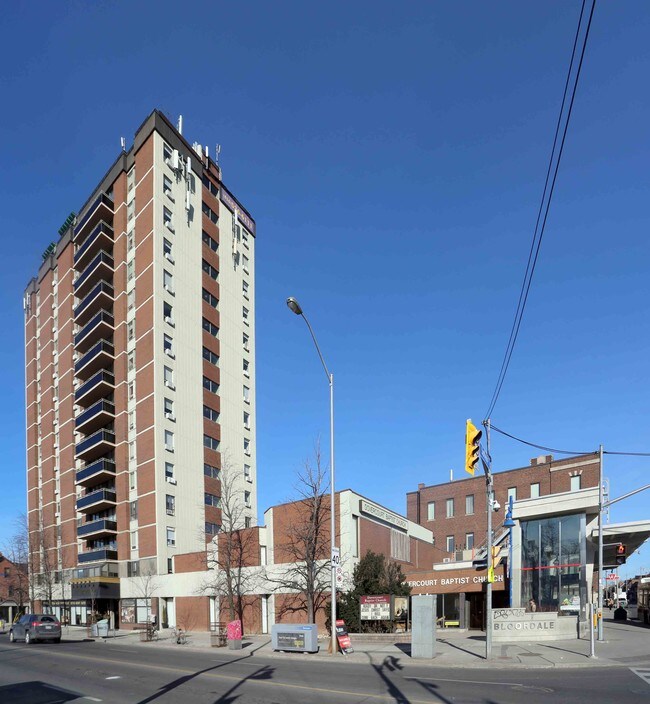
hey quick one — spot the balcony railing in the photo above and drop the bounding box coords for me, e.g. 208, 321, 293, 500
74, 339, 114, 380
74, 221, 114, 268
76, 489, 117, 511
75, 458, 116, 487
77, 519, 117, 538
73, 562, 119, 579
74, 280, 114, 324
74, 310, 114, 351
74, 370, 114, 405
76, 429, 115, 462
75, 400, 115, 434
74, 251, 114, 297
74, 193, 114, 245
78, 548, 118, 564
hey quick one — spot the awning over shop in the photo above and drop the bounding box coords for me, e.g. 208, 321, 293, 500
591, 519, 650, 570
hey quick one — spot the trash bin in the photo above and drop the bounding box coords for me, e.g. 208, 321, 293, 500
91, 623, 99, 637
97, 619, 109, 637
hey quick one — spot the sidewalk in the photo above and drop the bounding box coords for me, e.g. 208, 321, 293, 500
55, 618, 650, 669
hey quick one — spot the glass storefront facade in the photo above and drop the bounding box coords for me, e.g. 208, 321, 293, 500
521, 513, 586, 613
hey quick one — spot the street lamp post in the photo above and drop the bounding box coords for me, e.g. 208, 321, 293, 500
286, 297, 337, 656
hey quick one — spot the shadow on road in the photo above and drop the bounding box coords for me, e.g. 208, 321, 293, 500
134, 640, 272, 704
0, 680, 81, 704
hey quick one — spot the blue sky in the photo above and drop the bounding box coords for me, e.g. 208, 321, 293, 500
1, 2, 649, 578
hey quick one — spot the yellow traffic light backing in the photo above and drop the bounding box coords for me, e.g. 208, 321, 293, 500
465, 420, 482, 475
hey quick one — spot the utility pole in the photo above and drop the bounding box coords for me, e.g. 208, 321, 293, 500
598, 444, 604, 641
484, 419, 493, 660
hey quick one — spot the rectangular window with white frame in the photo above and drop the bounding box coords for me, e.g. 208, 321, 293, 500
530, 482, 540, 498
243, 385, 250, 403
244, 491, 251, 507
164, 333, 174, 356
166, 494, 175, 516
446, 535, 455, 553
244, 438, 251, 455
163, 206, 174, 231
507, 487, 517, 502
466, 532, 474, 550
427, 501, 435, 520
465, 494, 474, 515
244, 464, 251, 482
164, 366, 174, 389
163, 238, 173, 262
570, 475, 581, 492
243, 411, 250, 429
164, 430, 174, 452
166, 527, 176, 546
163, 174, 173, 199
163, 270, 173, 294
165, 462, 175, 481
446, 498, 454, 518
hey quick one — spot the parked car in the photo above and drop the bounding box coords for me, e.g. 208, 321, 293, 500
9, 614, 61, 644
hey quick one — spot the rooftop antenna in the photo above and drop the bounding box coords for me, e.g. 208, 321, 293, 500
215, 144, 221, 164
177, 115, 183, 135
120, 137, 126, 151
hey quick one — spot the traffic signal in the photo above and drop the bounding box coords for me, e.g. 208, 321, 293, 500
616, 543, 626, 565
465, 420, 482, 476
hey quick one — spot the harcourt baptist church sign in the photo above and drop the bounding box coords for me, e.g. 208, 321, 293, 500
406, 565, 506, 594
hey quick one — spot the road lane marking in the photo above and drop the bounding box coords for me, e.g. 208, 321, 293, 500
406, 676, 553, 693
83, 698, 102, 702
105, 676, 121, 680
630, 668, 650, 687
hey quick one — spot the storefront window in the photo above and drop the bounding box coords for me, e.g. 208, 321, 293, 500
521, 513, 586, 613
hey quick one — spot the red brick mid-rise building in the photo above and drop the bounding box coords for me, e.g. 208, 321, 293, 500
0, 554, 28, 623
407, 453, 600, 557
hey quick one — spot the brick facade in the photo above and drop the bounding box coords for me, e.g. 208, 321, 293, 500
406, 453, 600, 555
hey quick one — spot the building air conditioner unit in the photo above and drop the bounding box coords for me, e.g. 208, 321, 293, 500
55, 512, 60, 518
165, 412, 176, 422
164, 381, 175, 390
166, 477, 177, 485
164, 253, 175, 264
164, 285, 174, 295
443, 557, 452, 563
164, 316, 175, 327
165, 349, 175, 359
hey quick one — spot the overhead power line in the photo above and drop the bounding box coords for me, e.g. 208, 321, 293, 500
491, 423, 650, 458
490, 424, 595, 456
483, 0, 596, 421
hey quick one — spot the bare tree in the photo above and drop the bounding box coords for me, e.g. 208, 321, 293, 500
268, 445, 331, 623
3, 515, 30, 613
199, 458, 259, 629
133, 560, 160, 620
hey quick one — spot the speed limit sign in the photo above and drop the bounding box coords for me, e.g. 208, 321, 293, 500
331, 547, 340, 568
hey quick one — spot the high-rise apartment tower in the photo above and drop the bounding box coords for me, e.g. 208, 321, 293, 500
24, 110, 257, 626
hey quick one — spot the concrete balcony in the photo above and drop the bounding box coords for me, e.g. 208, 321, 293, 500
75, 429, 115, 463
74, 310, 114, 353
74, 339, 114, 381
74, 370, 115, 407
77, 519, 117, 539
74, 280, 114, 326
74, 192, 114, 246
75, 399, 115, 435
75, 458, 116, 488
74, 251, 114, 299
77, 548, 118, 564
76, 489, 117, 513
74, 221, 114, 269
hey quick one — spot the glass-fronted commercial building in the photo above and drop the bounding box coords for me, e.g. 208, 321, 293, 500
520, 513, 586, 613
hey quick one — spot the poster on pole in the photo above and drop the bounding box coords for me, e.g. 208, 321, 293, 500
335, 619, 354, 654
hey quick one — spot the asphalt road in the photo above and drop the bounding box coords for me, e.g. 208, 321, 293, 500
0, 633, 649, 704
